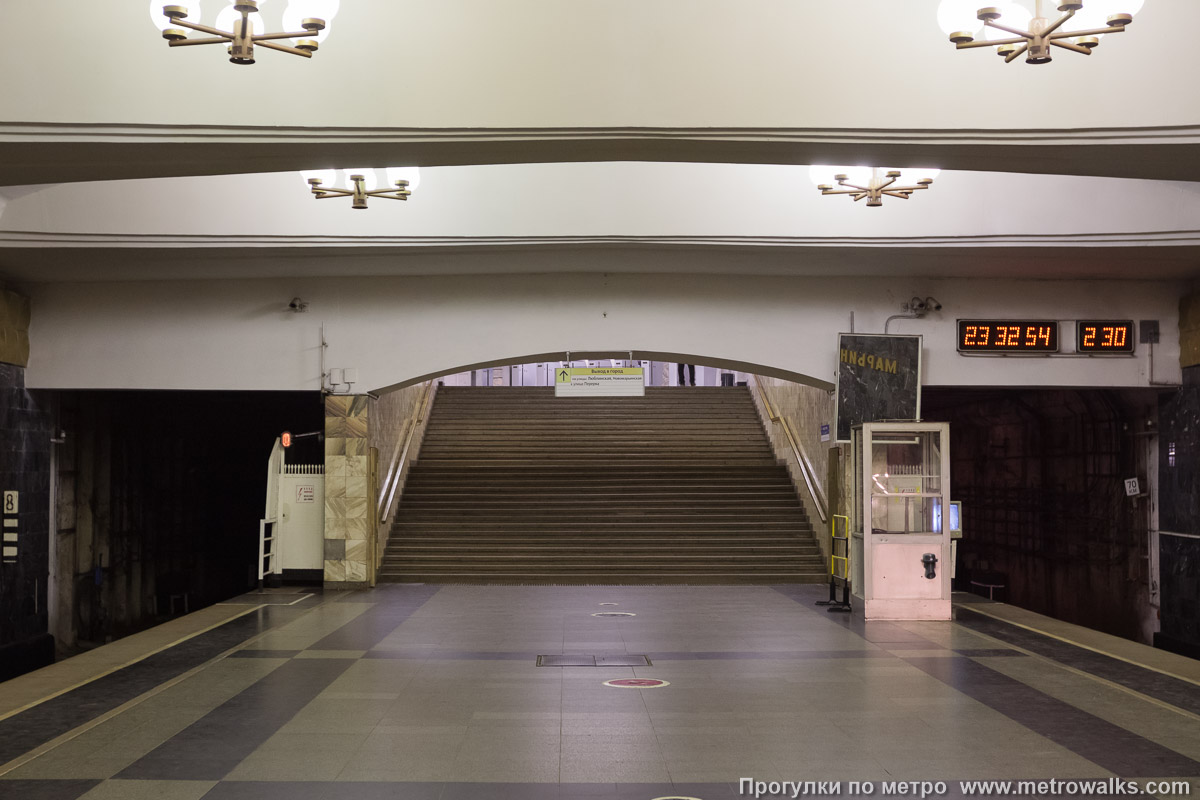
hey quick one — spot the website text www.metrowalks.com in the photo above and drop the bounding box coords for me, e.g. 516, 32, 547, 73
739, 778, 1194, 799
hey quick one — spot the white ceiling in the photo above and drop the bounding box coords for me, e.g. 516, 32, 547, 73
1, 163, 1199, 282
1, 2, 1195, 285
6, 164, 1200, 241
4, 2, 1193, 132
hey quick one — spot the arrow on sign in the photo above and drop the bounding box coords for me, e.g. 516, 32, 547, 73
558, 370, 569, 381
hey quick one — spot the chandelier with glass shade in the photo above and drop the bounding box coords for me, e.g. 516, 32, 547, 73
810, 167, 940, 208
149, 0, 340, 64
938, 0, 1143, 64
300, 168, 422, 210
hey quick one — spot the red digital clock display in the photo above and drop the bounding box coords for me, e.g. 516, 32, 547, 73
958, 320, 1059, 353
1077, 320, 1135, 354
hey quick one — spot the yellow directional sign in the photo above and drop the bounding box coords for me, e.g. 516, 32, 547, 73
554, 367, 645, 397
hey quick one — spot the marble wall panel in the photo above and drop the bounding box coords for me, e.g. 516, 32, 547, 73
324, 395, 370, 586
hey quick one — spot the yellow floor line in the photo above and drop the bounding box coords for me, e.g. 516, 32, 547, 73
0, 605, 265, 726
0, 589, 352, 777
963, 603, 1200, 689
955, 623, 1200, 724
0, 604, 287, 778
216, 593, 315, 607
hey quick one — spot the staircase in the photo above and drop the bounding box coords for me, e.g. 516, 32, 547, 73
378, 386, 826, 584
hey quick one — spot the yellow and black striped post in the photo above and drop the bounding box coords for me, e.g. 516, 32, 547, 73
816, 514, 852, 612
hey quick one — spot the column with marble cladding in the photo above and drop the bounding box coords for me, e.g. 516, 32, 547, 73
324, 395, 370, 585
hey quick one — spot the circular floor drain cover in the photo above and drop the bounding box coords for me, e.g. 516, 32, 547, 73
592, 611, 636, 617
603, 678, 670, 688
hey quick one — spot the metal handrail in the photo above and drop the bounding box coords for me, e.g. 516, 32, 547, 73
376, 417, 414, 521
755, 381, 829, 524
377, 380, 434, 525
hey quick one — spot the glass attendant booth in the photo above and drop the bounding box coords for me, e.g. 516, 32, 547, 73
850, 422, 952, 620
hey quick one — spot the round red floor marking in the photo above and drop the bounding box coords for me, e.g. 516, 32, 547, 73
591, 611, 635, 617
603, 678, 670, 688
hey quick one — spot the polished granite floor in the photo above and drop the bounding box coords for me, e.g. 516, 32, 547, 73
0, 585, 1197, 800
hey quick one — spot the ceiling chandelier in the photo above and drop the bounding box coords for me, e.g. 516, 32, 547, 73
150, 0, 340, 64
301, 169, 422, 210
810, 166, 940, 208
938, 0, 1143, 64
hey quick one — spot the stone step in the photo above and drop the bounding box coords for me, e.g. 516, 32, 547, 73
412, 460, 782, 465
378, 561, 825, 571
389, 543, 818, 551
375, 572, 829, 585
392, 524, 815, 533
399, 499, 800, 507
382, 385, 817, 586
399, 490, 799, 499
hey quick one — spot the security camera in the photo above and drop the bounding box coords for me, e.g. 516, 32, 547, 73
288, 297, 309, 313
926, 296, 943, 312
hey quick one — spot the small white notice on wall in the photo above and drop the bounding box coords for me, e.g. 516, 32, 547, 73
2, 491, 16, 515
820, 424, 831, 443
1124, 478, 1141, 497
296, 485, 316, 504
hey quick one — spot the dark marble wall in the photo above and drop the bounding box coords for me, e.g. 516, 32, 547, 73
54, 391, 323, 653
924, 388, 1153, 643
0, 363, 53, 679
1157, 368, 1200, 534
1155, 368, 1200, 655
1158, 534, 1199, 656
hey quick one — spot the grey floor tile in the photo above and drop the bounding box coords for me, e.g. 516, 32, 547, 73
7, 583, 1199, 796
77, 780, 216, 800
0, 781, 100, 800
560, 756, 671, 783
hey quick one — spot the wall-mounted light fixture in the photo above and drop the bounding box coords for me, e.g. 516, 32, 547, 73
151, 1, 340, 64
938, 0, 1142, 64
301, 168, 421, 210
810, 166, 940, 208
